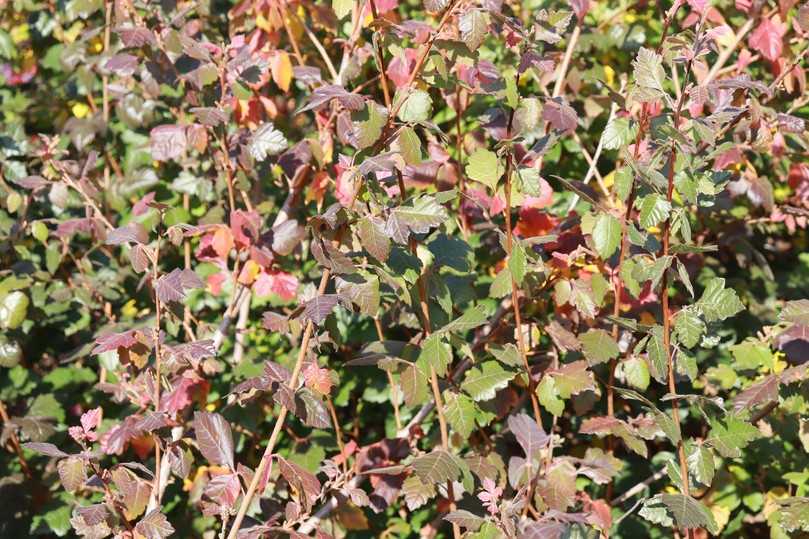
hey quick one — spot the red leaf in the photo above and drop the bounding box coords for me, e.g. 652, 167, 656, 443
193, 411, 234, 470
749, 15, 786, 62
150, 124, 187, 162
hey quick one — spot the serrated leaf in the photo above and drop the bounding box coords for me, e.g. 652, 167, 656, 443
386, 195, 448, 244
622, 356, 650, 390
659, 494, 719, 534
632, 47, 666, 101
489, 267, 512, 298
401, 363, 429, 406
687, 444, 715, 487
508, 412, 549, 461
647, 326, 667, 383
193, 411, 234, 470
444, 510, 485, 531
537, 376, 564, 416
508, 240, 527, 285
601, 117, 635, 150
459, 10, 488, 50
674, 308, 705, 349
579, 328, 619, 365
444, 391, 477, 438
397, 90, 432, 123
412, 449, 460, 484
57, 456, 87, 492
302, 294, 340, 325
419, 334, 452, 377
357, 216, 390, 262
461, 361, 514, 401
638, 194, 671, 229
697, 278, 744, 322
593, 212, 621, 259
437, 305, 487, 334
402, 474, 436, 510
397, 126, 422, 165
249, 122, 288, 161
465, 149, 503, 191
135, 510, 175, 539
538, 461, 577, 511
551, 360, 595, 398
706, 415, 760, 458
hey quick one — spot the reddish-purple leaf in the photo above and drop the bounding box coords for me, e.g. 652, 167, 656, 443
301, 294, 340, 325
508, 413, 549, 461
733, 375, 779, 412
116, 27, 156, 47
193, 411, 234, 470
278, 456, 322, 509
150, 125, 187, 162
155, 268, 203, 304
748, 15, 786, 62
298, 85, 365, 114
542, 98, 578, 133
203, 473, 241, 507
105, 53, 139, 76
76, 504, 108, 526
190, 107, 229, 127
92, 329, 142, 354
135, 510, 175, 539
22, 442, 69, 458
106, 222, 148, 245
100, 416, 142, 455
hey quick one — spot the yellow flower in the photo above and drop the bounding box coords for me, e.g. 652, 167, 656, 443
604, 65, 615, 87
71, 102, 91, 119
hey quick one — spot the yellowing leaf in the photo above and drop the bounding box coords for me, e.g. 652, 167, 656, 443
272, 51, 293, 92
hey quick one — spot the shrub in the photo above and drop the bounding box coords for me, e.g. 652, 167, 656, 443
1, 0, 809, 537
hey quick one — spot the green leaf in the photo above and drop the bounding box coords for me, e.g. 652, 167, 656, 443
444, 391, 477, 438
461, 361, 514, 401
0, 290, 28, 330
419, 334, 452, 377
332, 0, 354, 19
601, 116, 635, 150
249, 122, 288, 161
551, 361, 595, 398
465, 149, 503, 191
730, 340, 773, 370
638, 194, 671, 230
697, 278, 744, 322
489, 268, 512, 298
386, 195, 448, 243
508, 240, 527, 285
353, 102, 387, 149
674, 308, 705, 349
402, 474, 436, 510
632, 47, 666, 102
647, 326, 667, 383
706, 415, 760, 458
402, 363, 429, 406
592, 212, 621, 259
781, 299, 809, 325
537, 376, 564, 416
687, 444, 715, 487
412, 449, 461, 485
397, 90, 432, 123
438, 305, 487, 334
397, 126, 422, 165
579, 329, 619, 365
622, 357, 650, 390
614, 166, 634, 202
659, 494, 719, 534
458, 10, 488, 51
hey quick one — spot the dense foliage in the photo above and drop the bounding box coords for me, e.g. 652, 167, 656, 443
2, 0, 809, 537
